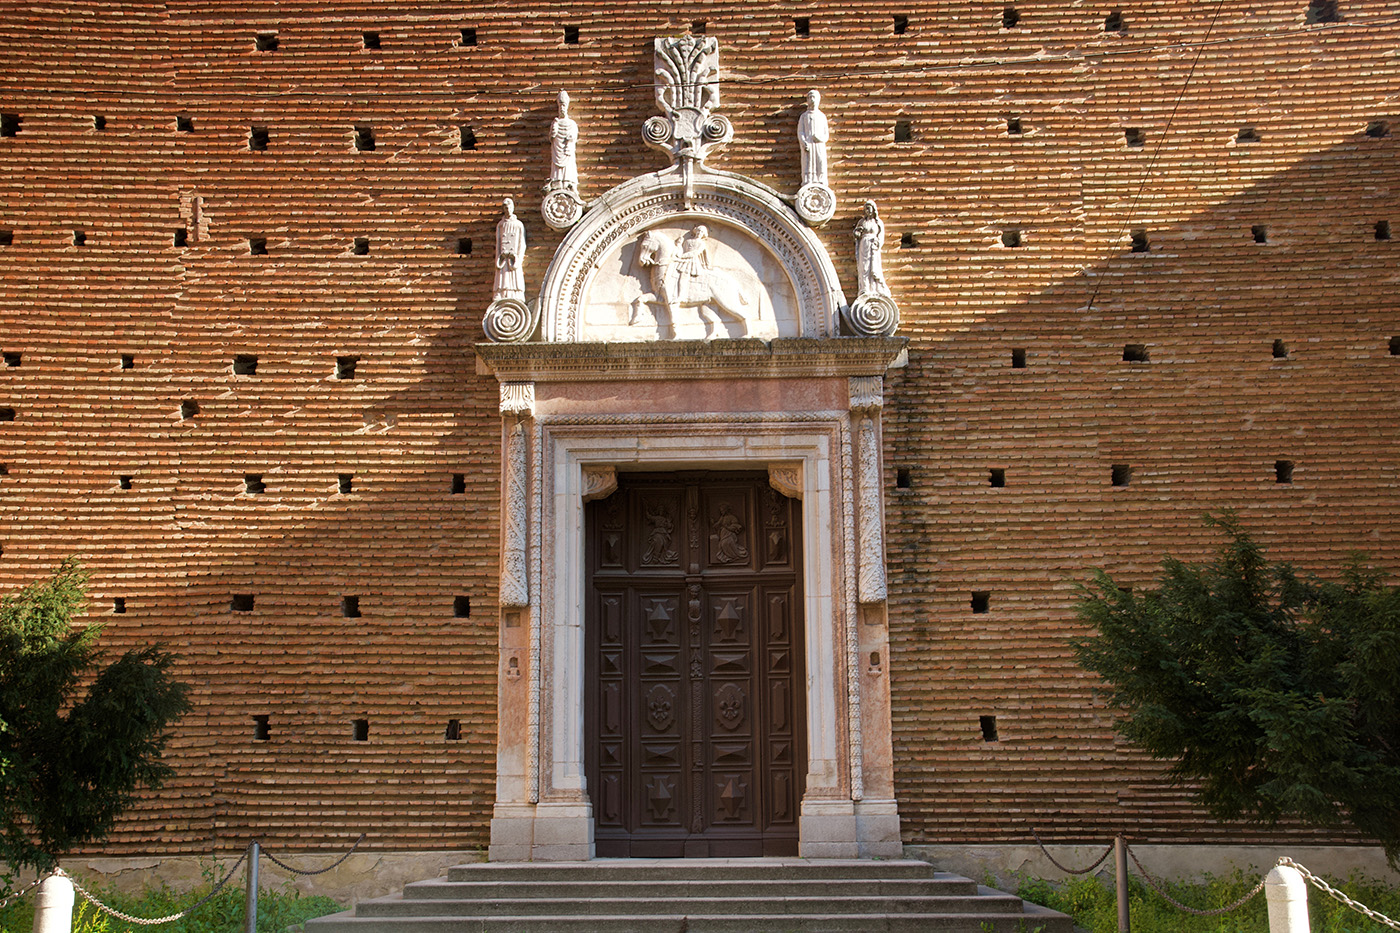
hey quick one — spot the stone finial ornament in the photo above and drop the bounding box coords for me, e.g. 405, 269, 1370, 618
483, 197, 539, 342
542, 90, 585, 230
644, 35, 733, 204
842, 200, 900, 337
795, 90, 836, 225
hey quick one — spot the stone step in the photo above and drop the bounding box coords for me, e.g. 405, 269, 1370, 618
443, 858, 958, 884
403, 877, 980, 900
307, 909, 1073, 932
357, 893, 1027, 918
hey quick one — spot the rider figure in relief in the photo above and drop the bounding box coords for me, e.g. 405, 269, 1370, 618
673, 225, 709, 303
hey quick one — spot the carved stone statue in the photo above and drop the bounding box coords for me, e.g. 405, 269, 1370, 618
630, 226, 757, 339
548, 90, 579, 188
483, 197, 537, 342
798, 90, 828, 186
842, 200, 900, 337
495, 197, 526, 301
795, 90, 836, 225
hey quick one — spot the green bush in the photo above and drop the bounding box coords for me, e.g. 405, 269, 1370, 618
0, 863, 342, 933
1018, 869, 1400, 933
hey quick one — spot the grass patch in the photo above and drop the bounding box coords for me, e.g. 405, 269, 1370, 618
1018, 870, 1400, 933
0, 865, 342, 933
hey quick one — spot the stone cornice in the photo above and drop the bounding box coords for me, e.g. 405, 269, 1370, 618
475, 337, 908, 383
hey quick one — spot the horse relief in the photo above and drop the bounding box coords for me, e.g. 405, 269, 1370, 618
631, 225, 762, 339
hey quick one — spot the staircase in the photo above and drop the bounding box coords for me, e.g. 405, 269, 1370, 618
304, 858, 1075, 932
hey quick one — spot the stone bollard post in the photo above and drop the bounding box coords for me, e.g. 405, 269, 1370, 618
33, 873, 75, 933
1266, 863, 1310, 933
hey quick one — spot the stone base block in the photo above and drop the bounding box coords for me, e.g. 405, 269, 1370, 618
855, 798, 903, 858
798, 798, 859, 859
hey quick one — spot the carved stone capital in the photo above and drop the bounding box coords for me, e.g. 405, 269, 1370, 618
500, 382, 536, 417
581, 465, 618, 502
768, 462, 803, 500
848, 376, 883, 413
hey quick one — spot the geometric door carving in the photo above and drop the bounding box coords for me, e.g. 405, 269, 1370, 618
585, 471, 805, 857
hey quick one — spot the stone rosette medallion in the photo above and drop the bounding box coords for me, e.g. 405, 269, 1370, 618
796, 182, 836, 225
541, 187, 585, 231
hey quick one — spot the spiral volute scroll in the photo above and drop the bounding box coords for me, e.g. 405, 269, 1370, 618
483, 297, 538, 343
843, 294, 900, 337
642, 116, 672, 146
701, 114, 733, 145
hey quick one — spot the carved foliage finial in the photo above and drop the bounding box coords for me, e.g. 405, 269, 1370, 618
643, 35, 733, 167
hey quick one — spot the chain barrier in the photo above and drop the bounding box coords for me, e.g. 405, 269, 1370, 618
0, 875, 47, 912
1125, 842, 1267, 917
258, 833, 366, 877
1280, 857, 1400, 931
1030, 828, 1116, 876
57, 854, 247, 927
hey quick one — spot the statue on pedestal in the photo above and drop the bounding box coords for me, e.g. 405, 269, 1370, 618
795, 89, 835, 225
842, 201, 899, 336
484, 197, 538, 342
542, 91, 586, 229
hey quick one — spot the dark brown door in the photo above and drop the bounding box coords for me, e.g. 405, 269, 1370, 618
585, 471, 805, 857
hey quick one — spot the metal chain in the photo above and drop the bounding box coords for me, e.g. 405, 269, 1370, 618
56, 853, 247, 926
1030, 828, 1115, 876
1126, 844, 1267, 916
1280, 857, 1400, 931
0, 875, 47, 911
258, 834, 366, 877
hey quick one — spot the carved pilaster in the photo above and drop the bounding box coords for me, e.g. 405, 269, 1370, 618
768, 462, 803, 500
581, 465, 618, 502
848, 376, 883, 413
500, 420, 530, 608
856, 418, 887, 604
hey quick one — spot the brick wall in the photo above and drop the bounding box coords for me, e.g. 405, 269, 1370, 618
0, 1, 1396, 854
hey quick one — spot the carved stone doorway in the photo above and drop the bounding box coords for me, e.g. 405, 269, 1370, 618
585, 471, 805, 857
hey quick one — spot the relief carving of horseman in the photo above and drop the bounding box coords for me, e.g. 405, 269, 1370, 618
630, 225, 758, 339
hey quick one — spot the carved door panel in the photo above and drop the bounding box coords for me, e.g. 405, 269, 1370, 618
586, 472, 804, 857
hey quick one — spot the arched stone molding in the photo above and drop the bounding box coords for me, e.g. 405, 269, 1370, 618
537, 167, 848, 343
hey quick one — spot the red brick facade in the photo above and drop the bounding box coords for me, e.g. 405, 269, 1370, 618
0, 1, 1396, 855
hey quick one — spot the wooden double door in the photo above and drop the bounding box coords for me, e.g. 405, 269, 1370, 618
585, 472, 806, 857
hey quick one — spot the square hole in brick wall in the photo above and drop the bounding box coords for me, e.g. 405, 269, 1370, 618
118, 475, 133, 489
451, 473, 466, 494
1103, 9, 1124, 31
174, 228, 188, 247
93, 115, 106, 130
562, 24, 580, 44
457, 237, 472, 255
895, 467, 911, 489
0, 230, 12, 246
352, 718, 369, 740
244, 474, 266, 494
970, 591, 990, 613
445, 719, 462, 740
460, 27, 477, 46
354, 125, 375, 151
691, 21, 707, 34
1252, 225, 1268, 244
454, 596, 471, 618
339, 473, 354, 493
1124, 127, 1145, 147
980, 715, 999, 742
120, 354, 134, 369
255, 32, 278, 51
362, 32, 381, 49
989, 468, 1006, 487
249, 126, 269, 151
1273, 339, 1289, 359
1011, 347, 1027, 368
1363, 120, 1389, 139
336, 356, 359, 379
233, 354, 258, 375
899, 232, 917, 248
1, 113, 21, 136
1002, 6, 1020, 28
353, 237, 369, 255
231, 594, 255, 612
112, 597, 126, 614
3, 352, 19, 367
1130, 229, 1149, 252
460, 125, 477, 151
342, 595, 361, 618
1006, 117, 1023, 135
1122, 343, 1149, 362
253, 715, 271, 741
1390, 336, 1400, 356
1237, 126, 1261, 143
176, 115, 193, 132
893, 14, 909, 34
1275, 459, 1294, 483
248, 237, 267, 255
72, 230, 86, 247
0, 464, 8, 477
1305, 0, 1341, 24
793, 17, 811, 37
1376, 221, 1391, 241
179, 399, 199, 419
893, 119, 913, 142
0, 408, 15, 422
1001, 228, 1022, 248
1111, 464, 1132, 486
